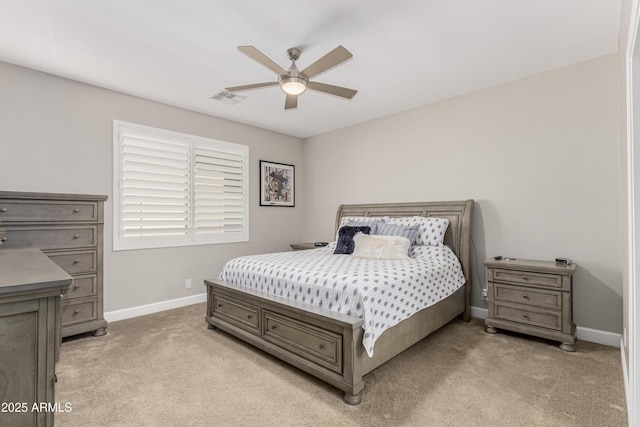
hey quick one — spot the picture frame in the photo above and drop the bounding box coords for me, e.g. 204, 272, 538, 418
259, 160, 295, 207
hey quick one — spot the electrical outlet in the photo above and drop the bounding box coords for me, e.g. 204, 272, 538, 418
481, 288, 488, 301
185, 279, 192, 289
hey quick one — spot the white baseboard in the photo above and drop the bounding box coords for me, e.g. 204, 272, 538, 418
471, 305, 622, 348
471, 305, 489, 320
104, 293, 207, 323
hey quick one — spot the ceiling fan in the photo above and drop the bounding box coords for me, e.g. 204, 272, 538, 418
225, 45, 357, 110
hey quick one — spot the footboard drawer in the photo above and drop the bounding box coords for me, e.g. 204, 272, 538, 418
263, 310, 343, 374
213, 294, 260, 334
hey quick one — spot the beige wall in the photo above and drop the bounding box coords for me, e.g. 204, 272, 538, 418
0, 61, 305, 312
303, 54, 622, 334
0, 54, 624, 335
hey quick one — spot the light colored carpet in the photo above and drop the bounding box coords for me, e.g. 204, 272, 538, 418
55, 303, 627, 426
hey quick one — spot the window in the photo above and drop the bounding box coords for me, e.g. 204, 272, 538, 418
113, 120, 249, 250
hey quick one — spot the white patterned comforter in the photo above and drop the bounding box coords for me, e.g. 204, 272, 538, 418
218, 243, 466, 357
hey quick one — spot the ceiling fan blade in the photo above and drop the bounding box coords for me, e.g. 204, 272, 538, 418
284, 94, 298, 110
225, 82, 278, 92
306, 81, 357, 99
237, 46, 287, 75
301, 45, 353, 79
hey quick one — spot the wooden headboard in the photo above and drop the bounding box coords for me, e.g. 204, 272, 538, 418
335, 200, 474, 320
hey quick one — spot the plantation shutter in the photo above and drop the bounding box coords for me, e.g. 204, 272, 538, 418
118, 128, 190, 242
113, 120, 249, 250
193, 144, 247, 238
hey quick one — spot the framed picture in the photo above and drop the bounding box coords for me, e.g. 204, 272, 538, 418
260, 160, 295, 207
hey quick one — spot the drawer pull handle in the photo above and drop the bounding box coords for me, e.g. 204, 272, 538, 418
0, 208, 6, 212
73, 259, 80, 264
271, 325, 277, 330
319, 344, 325, 350
522, 294, 529, 299
0, 237, 6, 243
217, 304, 223, 308
74, 309, 80, 315
522, 276, 530, 281
73, 234, 80, 239
523, 313, 529, 319
247, 315, 253, 319
73, 284, 81, 289
73, 208, 80, 213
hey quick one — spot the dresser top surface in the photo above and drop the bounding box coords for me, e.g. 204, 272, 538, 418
0, 248, 72, 294
0, 190, 107, 202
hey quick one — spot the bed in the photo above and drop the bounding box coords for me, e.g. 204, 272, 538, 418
204, 200, 474, 404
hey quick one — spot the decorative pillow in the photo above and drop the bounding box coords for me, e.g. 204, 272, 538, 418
335, 217, 386, 240
352, 233, 410, 260
334, 226, 371, 254
387, 216, 450, 246
374, 222, 420, 247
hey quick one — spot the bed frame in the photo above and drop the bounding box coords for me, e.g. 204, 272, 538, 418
205, 200, 474, 404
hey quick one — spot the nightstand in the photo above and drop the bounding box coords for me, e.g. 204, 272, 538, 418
484, 258, 577, 351
290, 242, 318, 251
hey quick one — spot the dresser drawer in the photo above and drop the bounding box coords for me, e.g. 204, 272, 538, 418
0, 200, 98, 222
66, 274, 98, 300
494, 302, 561, 331
1, 226, 98, 250
213, 294, 260, 333
48, 250, 97, 275
264, 311, 342, 374
492, 268, 562, 289
493, 283, 562, 310
62, 299, 98, 326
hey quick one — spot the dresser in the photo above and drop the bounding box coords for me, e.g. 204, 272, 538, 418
0, 248, 72, 427
484, 258, 577, 351
0, 191, 108, 337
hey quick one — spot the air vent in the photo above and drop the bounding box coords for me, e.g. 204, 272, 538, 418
210, 91, 246, 105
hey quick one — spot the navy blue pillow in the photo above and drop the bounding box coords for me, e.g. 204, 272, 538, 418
334, 226, 371, 254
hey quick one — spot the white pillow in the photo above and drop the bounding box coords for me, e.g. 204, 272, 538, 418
387, 216, 450, 246
352, 233, 410, 260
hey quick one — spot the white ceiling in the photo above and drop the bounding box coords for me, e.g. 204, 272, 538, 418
0, 0, 622, 139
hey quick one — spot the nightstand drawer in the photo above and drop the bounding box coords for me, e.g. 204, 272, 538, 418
0, 200, 99, 222
213, 294, 260, 333
1, 226, 98, 250
493, 268, 562, 289
494, 303, 561, 331
48, 250, 97, 275
494, 283, 562, 310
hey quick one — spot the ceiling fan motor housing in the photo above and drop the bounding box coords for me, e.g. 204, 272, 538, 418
280, 48, 308, 95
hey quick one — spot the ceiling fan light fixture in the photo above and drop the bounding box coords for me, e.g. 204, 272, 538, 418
280, 76, 307, 95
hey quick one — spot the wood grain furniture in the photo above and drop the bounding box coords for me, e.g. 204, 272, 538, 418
0, 191, 108, 337
206, 200, 473, 404
484, 258, 577, 351
0, 248, 72, 427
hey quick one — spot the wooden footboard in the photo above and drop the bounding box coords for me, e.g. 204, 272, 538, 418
206, 279, 466, 404
205, 278, 366, 404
